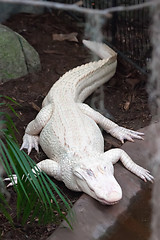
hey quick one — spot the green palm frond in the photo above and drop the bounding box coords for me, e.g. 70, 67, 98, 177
0, 95, 73, 228
0, 191, 13, 225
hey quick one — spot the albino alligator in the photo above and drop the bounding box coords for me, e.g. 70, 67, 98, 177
19, 40, 153, 205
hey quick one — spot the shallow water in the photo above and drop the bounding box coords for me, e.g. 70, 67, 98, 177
100, 188, 152, 240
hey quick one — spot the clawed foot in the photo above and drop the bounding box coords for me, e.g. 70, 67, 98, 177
20, 133, 39, 155
109, 126, 144, 144
4, 167, 40, 188
135, 166, 154, 183
4, 174, 17, 187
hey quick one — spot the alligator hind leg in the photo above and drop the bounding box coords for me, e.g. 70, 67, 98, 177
21, 104, 53, 154
78, 103, 144, 143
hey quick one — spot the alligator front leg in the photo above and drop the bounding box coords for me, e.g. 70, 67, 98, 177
5, 159, 62, 187
36, 159, 62, 181
78, 103, 144, 143
21, 104, 53, 154
102, 149, 154, 182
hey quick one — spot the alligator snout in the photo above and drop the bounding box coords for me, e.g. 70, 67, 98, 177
108, 191, 122, 202
96, 190, 122, 205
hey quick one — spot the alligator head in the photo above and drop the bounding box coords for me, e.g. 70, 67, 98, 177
73, 160, 122, 205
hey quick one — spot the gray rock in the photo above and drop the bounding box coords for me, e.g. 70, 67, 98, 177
0, 24, 41, 84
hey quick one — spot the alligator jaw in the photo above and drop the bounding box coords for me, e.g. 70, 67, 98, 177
98, 198, 120, 205
96, 190, 122, 205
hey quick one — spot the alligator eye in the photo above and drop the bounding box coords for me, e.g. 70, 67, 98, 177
86, 169, 94, 176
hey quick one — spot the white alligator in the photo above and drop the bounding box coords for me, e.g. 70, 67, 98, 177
19, 40, 153, 205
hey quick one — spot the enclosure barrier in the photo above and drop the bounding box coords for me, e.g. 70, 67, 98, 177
65, 0, 151, 74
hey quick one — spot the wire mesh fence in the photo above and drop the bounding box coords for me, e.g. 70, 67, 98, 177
107, 0, 151, 73
63, 0, 151, 73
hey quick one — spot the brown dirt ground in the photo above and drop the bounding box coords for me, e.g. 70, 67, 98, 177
0, 10, 152, 240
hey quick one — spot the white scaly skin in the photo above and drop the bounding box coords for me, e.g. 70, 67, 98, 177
17, 40, 153, 205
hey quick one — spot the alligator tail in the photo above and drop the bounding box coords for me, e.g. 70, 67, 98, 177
82, 39, 117, 62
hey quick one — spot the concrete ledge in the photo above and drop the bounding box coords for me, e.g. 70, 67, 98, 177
48, 122, 157, 240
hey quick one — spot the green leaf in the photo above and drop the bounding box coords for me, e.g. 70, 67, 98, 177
2, 95, 21, 106
0, 192, 13, 225
0, 95, 73, 227
6, 103, 20, 119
